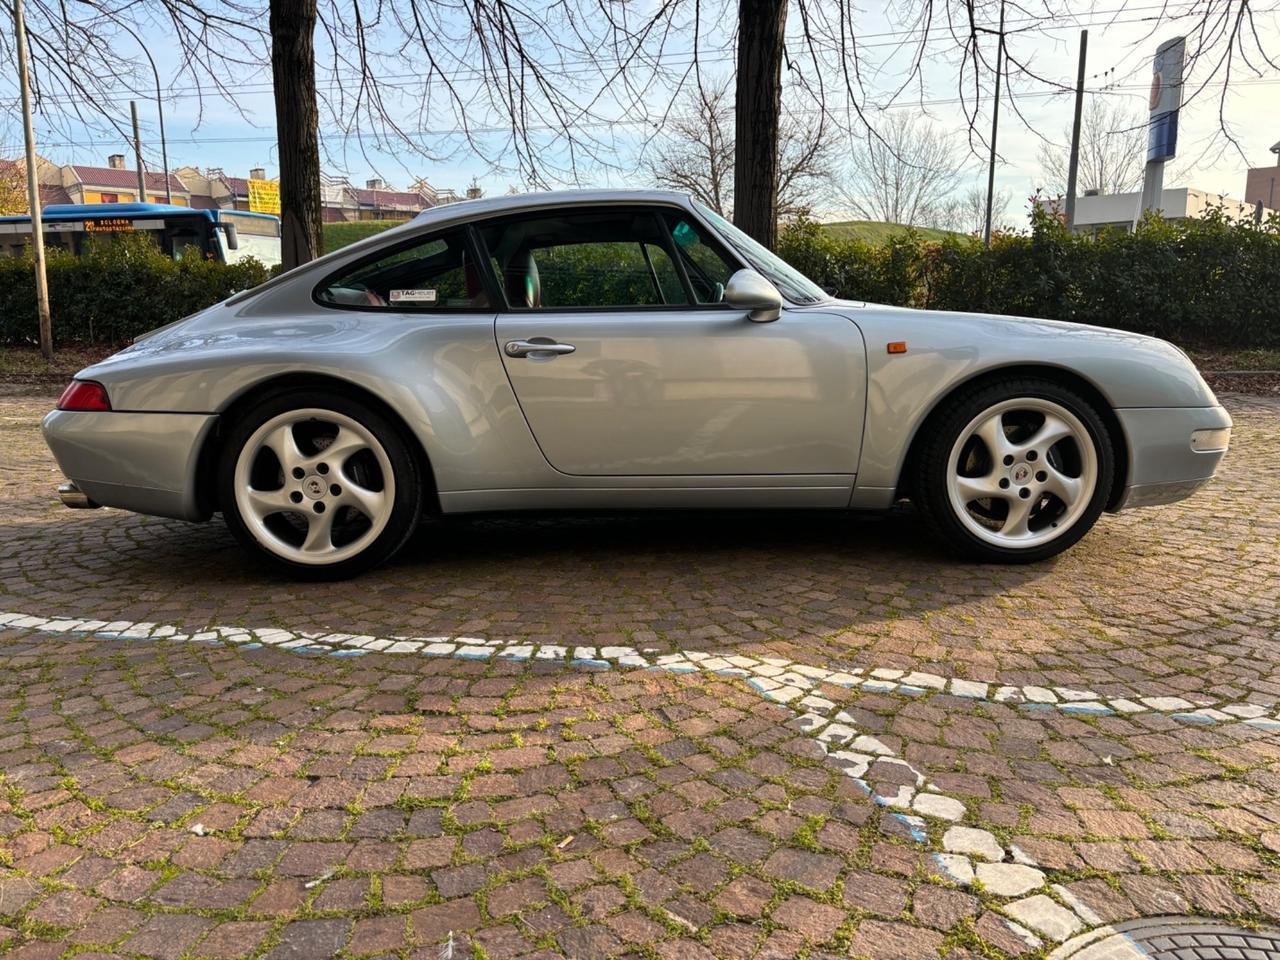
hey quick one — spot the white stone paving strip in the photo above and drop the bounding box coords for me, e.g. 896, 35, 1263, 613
2, 607, 1278, 945
5, 610, 1272, 728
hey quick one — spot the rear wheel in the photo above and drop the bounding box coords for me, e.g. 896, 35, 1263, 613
914, 378, 1114, 563
218, 391, 421, 579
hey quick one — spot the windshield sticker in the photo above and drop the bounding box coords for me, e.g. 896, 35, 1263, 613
390, 289, 438, 304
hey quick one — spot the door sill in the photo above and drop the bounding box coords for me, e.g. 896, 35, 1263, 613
439, 484, 854, 513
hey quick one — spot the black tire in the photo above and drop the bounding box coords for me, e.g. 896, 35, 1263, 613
217, 389, 423, 580
912, 376, 1115, 563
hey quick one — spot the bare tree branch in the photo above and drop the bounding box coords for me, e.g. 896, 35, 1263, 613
1037, 95, 1147, 195
1, 0, 1275, 253
932, 182, 1013, 234
835, 112, 960, 226
645, 76, 836, 218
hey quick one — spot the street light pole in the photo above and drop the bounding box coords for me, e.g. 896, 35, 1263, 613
157, 84, 171, 203
136, 42, 172, 204
106, 22, 173, 204
13, 0, 52, 359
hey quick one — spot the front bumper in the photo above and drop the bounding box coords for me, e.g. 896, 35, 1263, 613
1112, 404, 1232, 510
42, 409, 218, 521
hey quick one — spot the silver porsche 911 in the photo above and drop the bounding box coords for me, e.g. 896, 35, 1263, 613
43, 189, 1232, 579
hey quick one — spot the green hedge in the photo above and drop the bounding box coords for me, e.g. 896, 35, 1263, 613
0, 233, 271, 346
3, 206, 1278, 349
780, 205, 1280, 348
323, 219, 407, 254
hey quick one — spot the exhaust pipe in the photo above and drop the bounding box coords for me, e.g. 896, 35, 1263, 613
58, 481, 100, 509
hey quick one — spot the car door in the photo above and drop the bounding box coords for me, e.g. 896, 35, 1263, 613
483, 205, 867, 477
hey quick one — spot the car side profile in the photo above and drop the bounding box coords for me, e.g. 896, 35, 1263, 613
43, 189, 1233, 579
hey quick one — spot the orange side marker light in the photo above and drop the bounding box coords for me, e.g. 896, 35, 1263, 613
887, 341, 908, 354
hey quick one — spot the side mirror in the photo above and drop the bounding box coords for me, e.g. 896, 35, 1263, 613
724, 268, 782, 323
222, 221, 240, 250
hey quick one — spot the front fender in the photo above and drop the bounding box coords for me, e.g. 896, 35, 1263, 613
834, 305, 1218, 500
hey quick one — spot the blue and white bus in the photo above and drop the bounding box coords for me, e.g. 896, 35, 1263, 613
0, 202, 282, 268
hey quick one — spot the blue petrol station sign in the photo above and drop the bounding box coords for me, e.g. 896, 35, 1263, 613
1147, 37, 1185, 162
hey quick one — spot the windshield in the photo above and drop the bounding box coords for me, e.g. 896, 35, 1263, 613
694, 201, 827, 304
219, 212, 282, 269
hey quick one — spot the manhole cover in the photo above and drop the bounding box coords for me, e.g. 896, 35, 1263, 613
1053, 919, 1280, 959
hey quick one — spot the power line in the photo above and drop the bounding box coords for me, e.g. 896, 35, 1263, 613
12, 3, 1272, 109
26, 69, 1280, 152
12, 1, 1277, 171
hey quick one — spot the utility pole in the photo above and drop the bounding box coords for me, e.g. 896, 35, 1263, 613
1064, 30, 1088, 231
131, 100, 147, 202
982, 0, 1006, 247
14, 0, 52, 359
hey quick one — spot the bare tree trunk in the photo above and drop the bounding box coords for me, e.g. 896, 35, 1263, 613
271, 0, 322, 270
733, 0, 787, 249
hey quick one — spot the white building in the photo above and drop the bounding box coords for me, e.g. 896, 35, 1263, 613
1045, 187, 1276, 235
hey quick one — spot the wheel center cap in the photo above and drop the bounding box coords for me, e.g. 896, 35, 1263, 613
1011, 463, 1032, 485
302, 475, 326, 500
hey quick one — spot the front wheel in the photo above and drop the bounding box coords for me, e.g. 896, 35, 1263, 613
218, 391, 422, 580
913, 378, 1115, 563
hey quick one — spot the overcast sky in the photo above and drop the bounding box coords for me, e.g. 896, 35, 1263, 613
5, 0, 1277, 223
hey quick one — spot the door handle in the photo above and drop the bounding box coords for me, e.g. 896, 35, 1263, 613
504, 338, 576, 358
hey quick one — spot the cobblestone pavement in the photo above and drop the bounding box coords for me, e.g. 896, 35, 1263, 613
0, 390, 1278, 960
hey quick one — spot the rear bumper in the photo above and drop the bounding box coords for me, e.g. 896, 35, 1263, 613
42, 409, 217, 521
1112, 404, 1232, 511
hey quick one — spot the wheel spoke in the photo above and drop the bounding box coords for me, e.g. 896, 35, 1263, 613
245, 487, 293, 520
1022, 413, 1075, 454
999, 495, 1035, 539
972, 412, 1013, 463
337, 482, 387, 522
300, 509, 337, 554
1042, 463, 1083, 506
954, 473, 1004, 503
261, 422, 305, 473
324, 426, 371, 468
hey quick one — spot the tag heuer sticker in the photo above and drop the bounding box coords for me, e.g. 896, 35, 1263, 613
390, 289, 437, 303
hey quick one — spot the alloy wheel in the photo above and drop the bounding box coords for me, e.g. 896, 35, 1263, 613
232, 409, 396, 565
945, 397, 1099, 549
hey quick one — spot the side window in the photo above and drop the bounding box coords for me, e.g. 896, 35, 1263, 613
658, 211, 738, 304
316, 229, 489, 309
478, 210, 690, 309
167, 228, 205, 261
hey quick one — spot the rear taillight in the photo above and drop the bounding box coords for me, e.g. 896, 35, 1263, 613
57, 380, 112, 411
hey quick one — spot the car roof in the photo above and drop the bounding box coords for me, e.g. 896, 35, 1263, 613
409, 188, 692, 227
227, 189, 694, 309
